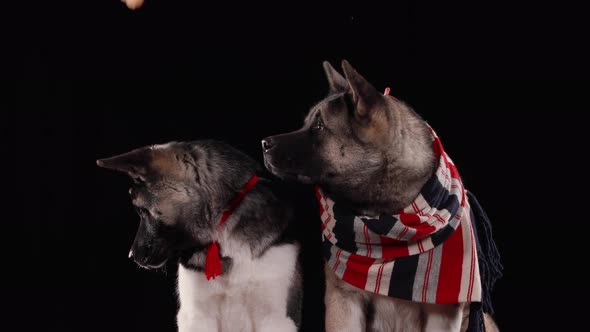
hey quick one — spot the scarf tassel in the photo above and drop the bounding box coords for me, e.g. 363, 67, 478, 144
205, 241, 222, 280
466, 191, 503, 332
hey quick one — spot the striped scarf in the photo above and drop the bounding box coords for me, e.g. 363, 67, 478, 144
316, 128, 502, 330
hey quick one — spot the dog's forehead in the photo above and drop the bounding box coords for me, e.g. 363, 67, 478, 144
147, 143, 195, 180
151, 147, 179, 170
305, 94, 344, 124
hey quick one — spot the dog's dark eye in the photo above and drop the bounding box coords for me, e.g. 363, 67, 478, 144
314, 117, 324, 131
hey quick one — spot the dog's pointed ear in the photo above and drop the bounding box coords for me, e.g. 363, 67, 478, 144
323, 61, 348, 94
341, 60, 381, 118
96, 147, 154, 178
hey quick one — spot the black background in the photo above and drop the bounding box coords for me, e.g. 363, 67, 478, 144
7, 0, 588, 331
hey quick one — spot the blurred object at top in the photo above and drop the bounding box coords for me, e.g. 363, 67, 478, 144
122, 0, 144, 10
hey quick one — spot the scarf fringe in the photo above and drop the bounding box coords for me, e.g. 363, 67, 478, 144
466, 191, 503, 332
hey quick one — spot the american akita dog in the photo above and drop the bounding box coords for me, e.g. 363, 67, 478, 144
97, 140, 302, 332
262, 61, 501, 331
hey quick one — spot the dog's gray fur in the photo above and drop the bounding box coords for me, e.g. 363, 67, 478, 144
98, 140, 302, 331
263, 61, 435, 217
263, 60, 498, 331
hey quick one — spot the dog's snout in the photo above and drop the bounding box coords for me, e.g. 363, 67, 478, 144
132, 251, 150, 265
261, 139, 273, 153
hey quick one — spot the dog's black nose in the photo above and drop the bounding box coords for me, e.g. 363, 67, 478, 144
261, 139, 273, 153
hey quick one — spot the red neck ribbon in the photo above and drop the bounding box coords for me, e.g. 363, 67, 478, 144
204, 175, 260, 280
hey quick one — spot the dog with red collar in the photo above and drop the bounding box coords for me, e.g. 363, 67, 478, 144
263, 60, 502, 331
98, 140, 302, 332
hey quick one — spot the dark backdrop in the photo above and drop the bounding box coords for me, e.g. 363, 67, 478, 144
7, 0, 588, 331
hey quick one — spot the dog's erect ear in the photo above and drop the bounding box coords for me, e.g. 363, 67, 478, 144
96, 147, 154, 179
323, 61, 348, 94
341, 60, 381, 119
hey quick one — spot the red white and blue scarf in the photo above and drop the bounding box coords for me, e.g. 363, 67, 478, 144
316, 128, 483, 304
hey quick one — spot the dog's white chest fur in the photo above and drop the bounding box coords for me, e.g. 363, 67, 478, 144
177, 243, 299, 332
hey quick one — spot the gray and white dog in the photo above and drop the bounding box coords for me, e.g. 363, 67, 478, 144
262, 61, 498, 331
97, 140, 302, 332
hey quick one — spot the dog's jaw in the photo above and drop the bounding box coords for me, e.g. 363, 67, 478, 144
263, 158, 313, 184
135, 260, 167, 270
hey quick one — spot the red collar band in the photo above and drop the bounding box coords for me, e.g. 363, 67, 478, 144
204, 175, 259, 280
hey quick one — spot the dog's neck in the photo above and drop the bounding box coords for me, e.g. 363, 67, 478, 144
179, 180, 292, 272
326, 101, 437, 216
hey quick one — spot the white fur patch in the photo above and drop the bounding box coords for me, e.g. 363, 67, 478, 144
177, 243, 299, 332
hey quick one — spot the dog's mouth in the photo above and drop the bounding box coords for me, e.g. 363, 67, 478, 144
134, 259, 168, 270
264, 159, 313, 184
